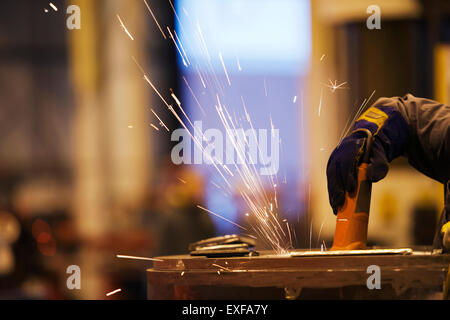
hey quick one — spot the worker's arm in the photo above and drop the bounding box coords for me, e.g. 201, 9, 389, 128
327, 93, 450, 249
374, 94, 450, 183
327, 94, 450, 213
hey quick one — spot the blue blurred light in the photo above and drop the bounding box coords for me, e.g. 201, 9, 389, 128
175, 0, 311, 75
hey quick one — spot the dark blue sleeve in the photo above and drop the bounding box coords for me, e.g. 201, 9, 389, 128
371, 94, 450, 184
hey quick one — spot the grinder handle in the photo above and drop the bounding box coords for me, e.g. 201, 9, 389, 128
331, 129, 374, 251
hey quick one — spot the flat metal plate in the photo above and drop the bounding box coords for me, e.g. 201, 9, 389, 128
290, 248, 413, 257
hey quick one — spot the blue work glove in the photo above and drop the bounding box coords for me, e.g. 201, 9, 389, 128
326, 104, 409, 214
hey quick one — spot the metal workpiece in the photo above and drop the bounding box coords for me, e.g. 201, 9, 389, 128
147, 249, 450, 299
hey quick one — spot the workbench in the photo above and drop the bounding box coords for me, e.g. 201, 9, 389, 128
147, 250, 450, 299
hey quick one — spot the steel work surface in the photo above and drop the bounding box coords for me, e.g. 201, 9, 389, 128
147, 250, 450, 299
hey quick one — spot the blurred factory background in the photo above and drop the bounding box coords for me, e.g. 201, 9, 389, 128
0, 0, 448, 299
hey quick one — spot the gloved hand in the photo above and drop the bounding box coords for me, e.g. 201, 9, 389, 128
327, 104, 409, 214
443, 222, 450, 252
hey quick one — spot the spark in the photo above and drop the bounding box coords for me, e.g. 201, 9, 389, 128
195, 65, 207, 89
325, 79, 348, 93
196, 21, 211, 61
316, 217, 327, 248
196, 205, 247, 231
171, 91, 182, 107
182, 76, 206, 116
150, 108, 170, 132
116, 255, 163, 262
173, 29, 190, 65
44, 8, 49, 13
143, 0, 167, 39
318, 87, 323, 117
293, 95, 297, 103
177, 177, 187, 184
150, 123, 159, 131
116, 14, 134, 40
212, 263, 232, 272
128, 125, 133, 129
211, 181, 221, 189
222, 164, 234, 177
339, 90, 376, 142
320, 54, 325, 61
264, 78, 268, 96
49, 2, 58, 11
167, 26, 188, 67
106, 288, 121, 296
180, 271, 185, 276
219, 52, 231, 86
237, 56, 242, 71
286, 221, 292, 248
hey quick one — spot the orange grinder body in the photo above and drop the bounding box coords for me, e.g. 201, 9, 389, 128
331, 129, 373, 251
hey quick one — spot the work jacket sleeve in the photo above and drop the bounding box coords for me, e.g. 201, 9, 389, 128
371, 94, 450, 184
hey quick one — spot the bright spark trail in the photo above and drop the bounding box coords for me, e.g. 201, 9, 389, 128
116, 14, 134, 40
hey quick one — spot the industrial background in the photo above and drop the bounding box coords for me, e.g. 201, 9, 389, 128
0, 0, 448, 299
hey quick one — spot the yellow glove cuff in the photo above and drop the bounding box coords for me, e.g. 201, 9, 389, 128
357, 107, 389, 135
441, 221, 450, 235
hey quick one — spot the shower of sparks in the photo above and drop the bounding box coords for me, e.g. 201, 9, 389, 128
49, 2, 58, 11
325, 79, 348, 93
116, 254, 163, 262
129, 8, 293, 254
150, 108, 170, 132
219, 52, 231, 86
116, 14, 134, 40
196, 205, 247, 231
150, 123, 160, 131
143, 0, 167, 39
106, 289, 122, 296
